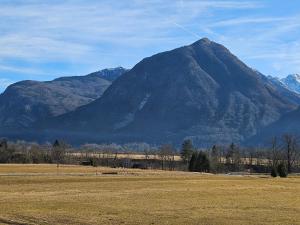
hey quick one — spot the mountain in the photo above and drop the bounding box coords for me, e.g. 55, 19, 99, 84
248, 106, 300, 145
0, 67, 126, 131
39, 38, 300, 146
267, 75, 300, 105
267, 74, 300, 94
95, 67, 129, 81
280, 74, 300, 94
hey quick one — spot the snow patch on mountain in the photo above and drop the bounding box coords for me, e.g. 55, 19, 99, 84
281, 74, 300, 94
268, 74, 300, 94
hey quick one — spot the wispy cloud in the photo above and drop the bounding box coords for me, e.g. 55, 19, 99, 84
209, 17, 287, 27
0, 78, 14, 92
0, 0, 263, 80
0, 64, 46, 75
0, 0, 299, 81
207, 11, 300, 76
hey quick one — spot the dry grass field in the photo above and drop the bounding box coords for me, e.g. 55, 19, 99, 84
0, 164, 299, 225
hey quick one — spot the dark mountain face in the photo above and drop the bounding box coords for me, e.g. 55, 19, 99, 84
248, 106, 300, 145
42, 38, 300, 146
0, 67, 126, 131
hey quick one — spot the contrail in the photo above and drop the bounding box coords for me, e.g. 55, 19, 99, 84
172, 22, 201, 39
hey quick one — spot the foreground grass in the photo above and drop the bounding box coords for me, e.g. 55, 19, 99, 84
0, 164, 299, 225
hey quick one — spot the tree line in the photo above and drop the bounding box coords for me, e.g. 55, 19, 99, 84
180, 134, 300, 177
1, 134, 299, 177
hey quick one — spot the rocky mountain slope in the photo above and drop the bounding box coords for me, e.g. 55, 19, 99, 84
0, 67, 126, 131
248, 106, 300, 145
40, 38, 300, 146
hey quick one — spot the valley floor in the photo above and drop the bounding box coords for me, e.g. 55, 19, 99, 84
0, 164, 299, 225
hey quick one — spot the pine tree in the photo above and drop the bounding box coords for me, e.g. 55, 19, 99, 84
210, 145, 219, 173
277, 163, 288, 178
188, 151, 198, 171
180, 139, 194, 164
202, 153, 210, 172
195, 151, 210, 172
271, 167, 277, 177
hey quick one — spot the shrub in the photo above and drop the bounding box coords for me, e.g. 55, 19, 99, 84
271, 167, 277, 177
193, 151, 210, 173
277, 163, 288, 178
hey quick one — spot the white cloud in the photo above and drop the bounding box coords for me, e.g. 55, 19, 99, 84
208, 12, 300, 76
0, 0, 262, 63
0, 78, 14, 92
0, 35, 92, 62
0, 64, 46, 75
0, 0, 299, 79
209, 17, 287, 27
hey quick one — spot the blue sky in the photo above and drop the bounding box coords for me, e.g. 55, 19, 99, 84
1, 0, 300, 92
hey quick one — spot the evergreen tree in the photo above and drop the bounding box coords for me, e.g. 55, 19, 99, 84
0, 139, 12, 163
202, 153, 210, 172
277, 163, 288, 178
210, 145, 220, 173
180, 139, 194, 164
195, 151, 210, 172
271, 167, 277, 177
188, 151, 198, 171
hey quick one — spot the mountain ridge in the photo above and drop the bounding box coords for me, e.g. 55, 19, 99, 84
37, 38, 300, 146
268, 74, 300, 94
0, 67, 126, 131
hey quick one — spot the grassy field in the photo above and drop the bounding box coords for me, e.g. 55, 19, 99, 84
0, 164, 299, 225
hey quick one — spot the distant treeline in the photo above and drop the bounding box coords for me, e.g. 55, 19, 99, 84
0, 134, 299, 177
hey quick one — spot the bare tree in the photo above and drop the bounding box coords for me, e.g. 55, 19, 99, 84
159, 144, 174, 170
210, 145, 220, 173
144, 149, 151, 169
52, 140, 66, 173
269, 136, 281, 168
282, 134, 298, 173
225, 143, 241, 171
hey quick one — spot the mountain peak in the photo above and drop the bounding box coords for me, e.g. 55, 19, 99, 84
191, 37, 212, 46
92, 67, 128, 81
190, 37, 231, 56
280, 74, 300, 94
286, 74, 300, 81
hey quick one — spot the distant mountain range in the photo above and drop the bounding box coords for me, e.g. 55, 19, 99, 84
268, 74, 300, 94
0, 67, 126, 131
1, 38, 300, 147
